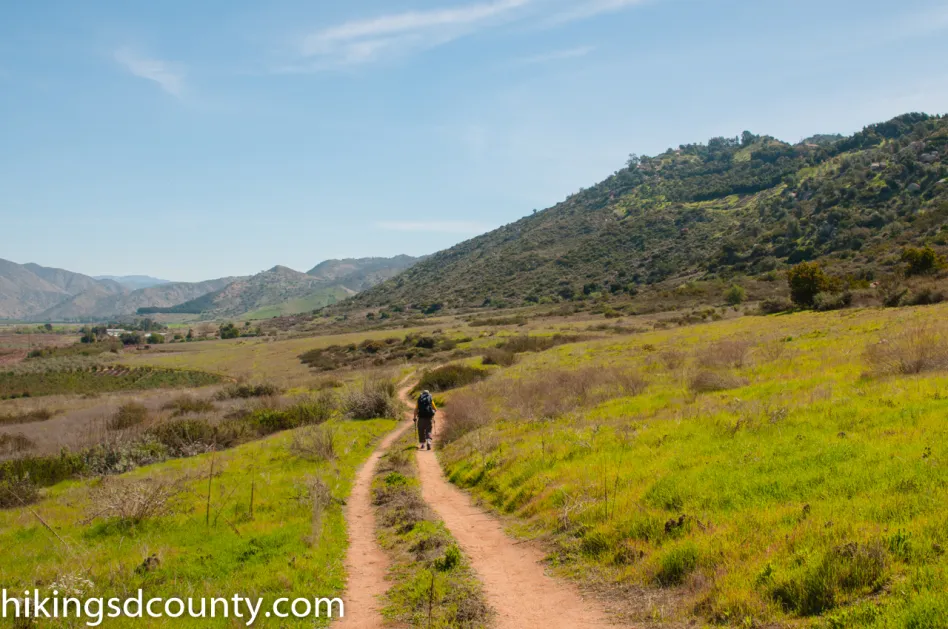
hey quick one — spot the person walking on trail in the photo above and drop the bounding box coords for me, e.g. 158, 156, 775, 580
414, 390, 437, 450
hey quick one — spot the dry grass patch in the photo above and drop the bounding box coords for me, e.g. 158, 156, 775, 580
84, 475, 190, 526
162, 395, 216, 417
0, 407, 57, 426
290, 425, 338, 462
341, 378, 401, 419
697, 339, 752, 369
106, 402, 150, 431
865, 324, 948, 376
689, 370, 749, 394
0, 432, 36, 456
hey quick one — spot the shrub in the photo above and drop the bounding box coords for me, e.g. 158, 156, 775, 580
904, 287, 945, 306
498, 334, 584, 354
689, 370, 748, 393
437, 392, 490, 446
759, 298, 792, 314
147, 419, 218, 455
865, 325, 948, 376
290, 425, 337, 461
107, 402, 149, 431
902, 246, 945, 276
0, 433, 36, 456
85, 476, 189, 526
788, 262, 833, 307
162, 396, 215, 417
770, 541, 888, 616
813, 291, 853, 312
215, 383, 282, 400
481, 348, 517, 367
342, 379, 401, 419
0, 476, 40, 509
414, 365, 489, 393
725, 285, 746, 306
698, 339, 751, 368
219, 323, 240, 339
0, 408, 55, 426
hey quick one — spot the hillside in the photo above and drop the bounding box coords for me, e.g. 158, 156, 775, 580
0, 259, 124, 319
36, 277, 241, 321
141, 256, 421, 320
334, 113, 948, 312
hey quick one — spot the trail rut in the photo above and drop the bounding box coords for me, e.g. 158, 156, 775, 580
336, 418, 413, 629
402, 387, 619, 629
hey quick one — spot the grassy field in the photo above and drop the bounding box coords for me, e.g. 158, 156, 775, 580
125, 327, 447, 389
0, 366, 223, 399
0, 418, 395, 628
438, 303, 948, 627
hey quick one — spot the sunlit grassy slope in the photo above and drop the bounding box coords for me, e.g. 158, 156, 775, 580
439, 304, 948, 627
0, 418, 395, 628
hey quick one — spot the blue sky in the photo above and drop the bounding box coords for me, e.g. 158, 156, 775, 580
2, 0, 947, 282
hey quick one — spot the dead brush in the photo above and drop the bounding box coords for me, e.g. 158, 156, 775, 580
84, 475, 190, 525
697, 339, 752, 369
689, 370, 749, 394
341, 378, 401, 419
162, 395, 216, 417
437, 392, 490, 446
0, 432, 36, 456
290, 425, 338, 462
865, 324, 948, 376
107, 402, 149, 431
658, 349, 687, 370
505, 367, 647, 421
0, 407, 56, 426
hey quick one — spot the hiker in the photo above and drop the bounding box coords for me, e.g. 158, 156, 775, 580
413, 390, 437, 450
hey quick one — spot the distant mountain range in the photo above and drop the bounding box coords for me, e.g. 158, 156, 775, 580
0, 256, 422, 322
140, 257, 421, 320
93, 275, 173, 290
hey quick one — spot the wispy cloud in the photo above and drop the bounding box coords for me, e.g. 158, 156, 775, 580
546, 0, 651, 25
114, 48, 184, 97
296, 0, 532, 68
515, 45, 594, 65
375, 220, 489, 234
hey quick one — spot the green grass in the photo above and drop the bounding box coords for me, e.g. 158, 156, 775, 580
0, 418, 395, 628
241, 287, 351, 321
0, 366, 223, 399
437, 304, 948, 627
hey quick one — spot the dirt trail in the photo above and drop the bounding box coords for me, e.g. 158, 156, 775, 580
402, 387, 619, 629
337, 416, 413, 629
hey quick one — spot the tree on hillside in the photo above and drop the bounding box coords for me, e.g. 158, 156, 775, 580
902, 246, 945, 276
787, 262, 833, 307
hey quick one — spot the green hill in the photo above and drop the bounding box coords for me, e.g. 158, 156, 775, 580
334, 113, 947, 312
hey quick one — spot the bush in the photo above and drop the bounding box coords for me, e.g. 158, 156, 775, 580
414, 365, 489, 393
0, 476, 40, 509
85, 476, 189, 526
813, 291, 853, 312
697, 339, 751, 368
758, 298, 792, 315
437, 392, 490, 446
147, 419, 218, 455
0, 408, 55, 426
865, 325, 948, 376
216, 383, 282, 400
725, 284, 746, 306
342, 379, 401, 419
499, 334, 584, 354
904, 287, 945, 306
219, 323, 240, 339
770, 541, 888, 616
107, 402, 149, 431
902, 246, 945, 276
290, 425, 337, 462
0, 433, 36, 456
162, 396, 215, 417
689, 370, 748, 393
480, 348, 517, 367
787, 262, 834, 307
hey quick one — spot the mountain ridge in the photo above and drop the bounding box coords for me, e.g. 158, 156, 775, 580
329, 112, 948, 313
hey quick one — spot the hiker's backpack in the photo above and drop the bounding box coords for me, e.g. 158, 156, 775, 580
418, 392, 435, 417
